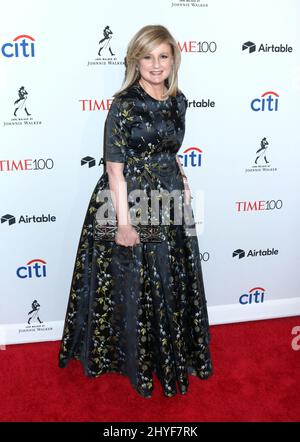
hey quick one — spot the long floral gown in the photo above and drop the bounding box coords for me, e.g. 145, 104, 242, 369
58, 80, 213, 398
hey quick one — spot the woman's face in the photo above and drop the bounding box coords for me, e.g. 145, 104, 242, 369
138, 42, 173, 86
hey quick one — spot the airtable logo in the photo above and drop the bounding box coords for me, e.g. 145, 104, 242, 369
242, 41, 293, 54
177, 147, 203, 168
81, 156, 104, 168
233, 248, 278, 259
187, 98, 215, 109
251, 91, 279, 112
239, 287, 266, 305
1, 35, 36, 58
1, 213, 56, 225
16, 259, 47, 279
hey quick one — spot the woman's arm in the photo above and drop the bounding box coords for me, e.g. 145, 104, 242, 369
104, 97, 140, 245
106, 161, 140, 245
176, 155, 188, 185
106, 161, 131, 226
175, 154, 192, 205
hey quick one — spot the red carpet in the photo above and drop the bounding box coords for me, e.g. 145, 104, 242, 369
1, 316, 299, 422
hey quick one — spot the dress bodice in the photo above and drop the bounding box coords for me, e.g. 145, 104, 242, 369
104, 81, 188, 163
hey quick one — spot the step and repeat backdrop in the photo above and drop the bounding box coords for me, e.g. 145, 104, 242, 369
1, 0, 299, 345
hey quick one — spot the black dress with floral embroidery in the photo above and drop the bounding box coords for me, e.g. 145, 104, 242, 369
58, 80, 213, 398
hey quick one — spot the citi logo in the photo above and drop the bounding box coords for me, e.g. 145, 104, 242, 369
235, 199, 283, 212
16, 259, 47, 279
81, 156, 104, 168
233, 248, 279, 259
177, 147, 203, 168
1, 213, 56, 225
242, 41, 293, 54
239, 287, 266, 305
251, 91, 279, 112
178, 41, 217, 53
79, 99, 113, 111
1, 35, 36, 58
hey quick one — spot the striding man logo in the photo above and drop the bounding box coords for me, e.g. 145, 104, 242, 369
255, 137, 269, 164
14, 86, 31, 117
28, 300, 43, 324
98, 25, 115, 57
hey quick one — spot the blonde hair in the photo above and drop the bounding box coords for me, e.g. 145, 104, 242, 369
114, 25, 181, 98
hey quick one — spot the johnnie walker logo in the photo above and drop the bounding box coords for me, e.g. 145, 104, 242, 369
28, 300, 43, 325
87, 25, 125, 67
18, 300, 54, 335
245, 137, 277, 173
3, 86, 42, 127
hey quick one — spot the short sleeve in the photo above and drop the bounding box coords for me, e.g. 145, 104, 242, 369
178, 92, 188, 123
104, 97, 132, 163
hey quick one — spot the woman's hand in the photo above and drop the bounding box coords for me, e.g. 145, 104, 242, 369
115, 225, 140, 247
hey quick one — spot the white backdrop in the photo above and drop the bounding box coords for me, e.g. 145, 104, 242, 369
1, 0, 299, 345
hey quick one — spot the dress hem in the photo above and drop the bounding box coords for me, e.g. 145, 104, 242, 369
58, 353, 213, 399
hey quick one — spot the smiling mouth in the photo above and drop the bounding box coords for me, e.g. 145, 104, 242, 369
150, 71, 163, 75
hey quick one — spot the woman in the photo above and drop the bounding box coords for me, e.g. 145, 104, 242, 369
58, 25, 213, 398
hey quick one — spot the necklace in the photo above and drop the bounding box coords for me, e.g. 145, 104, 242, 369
138, 80, 169, 102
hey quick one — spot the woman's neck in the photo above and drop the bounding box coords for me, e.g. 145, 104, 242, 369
138, 79, 167, 100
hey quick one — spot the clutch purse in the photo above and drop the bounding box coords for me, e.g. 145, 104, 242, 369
93, 219, 164, 243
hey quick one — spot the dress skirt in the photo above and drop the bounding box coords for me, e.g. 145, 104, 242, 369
58, 151, 213, 398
